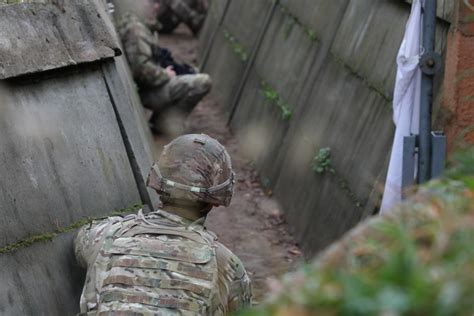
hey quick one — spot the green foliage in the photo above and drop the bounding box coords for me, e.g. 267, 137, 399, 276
0, 203, 143, 254
311, 147, 364, 209
445, 147, 474, 189
223, 30, 248, 62
305, 29, 317, 42
260, 80, 292, 120
238, 149, 474, 316
311, 147, 333, 174
279, 3, 319, 43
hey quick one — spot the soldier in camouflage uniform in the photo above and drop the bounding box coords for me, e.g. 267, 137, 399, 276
75, 134, 252, 315
156, 0, 207, 35
115, 0, 211, 134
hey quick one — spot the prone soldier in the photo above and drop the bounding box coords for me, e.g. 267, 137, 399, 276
75, 134, 252, 315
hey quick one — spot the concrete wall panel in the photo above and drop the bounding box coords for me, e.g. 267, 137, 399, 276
271, 59, 395, 255
279, 0, 350, 44
0, 67, 141, 246
203, 0, 451, 256
102, 60, 160, 209
222, 0, 273, 49
204, 30, 248, 113
0, 234, 83, 315
0, 0, 120, 79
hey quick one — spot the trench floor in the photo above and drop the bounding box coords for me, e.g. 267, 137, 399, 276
151, 25, 303, 302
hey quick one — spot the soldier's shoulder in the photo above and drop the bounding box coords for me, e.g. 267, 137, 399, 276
215, 241, 247, 280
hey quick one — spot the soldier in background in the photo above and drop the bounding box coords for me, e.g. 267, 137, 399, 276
75, 134, 252, 315
115, 0, 211, 134
157, 0, 208, 35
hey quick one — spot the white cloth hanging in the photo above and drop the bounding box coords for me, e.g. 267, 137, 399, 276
380, 0, 423, 213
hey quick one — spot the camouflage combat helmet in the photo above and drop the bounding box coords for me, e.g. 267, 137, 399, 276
0, 0, 45, 4
147, 134, 235, 206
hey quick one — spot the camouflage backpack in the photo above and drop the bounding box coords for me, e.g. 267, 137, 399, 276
83, 210, 221, 315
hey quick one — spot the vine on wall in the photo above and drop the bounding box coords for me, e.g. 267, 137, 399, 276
223, 29, 249, 62
312, 148, 364, 209
260, 80, 293, 120
0, 204, 143, 254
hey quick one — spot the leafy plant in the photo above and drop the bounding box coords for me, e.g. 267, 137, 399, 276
260, 80, 293, 120
311, 147, 333, 174
223, 30, 248, 62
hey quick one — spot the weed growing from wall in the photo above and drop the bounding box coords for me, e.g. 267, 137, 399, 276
260, 80, 292, 120
279, 4, 319, 43
0, 204, 143, 254
223, 29, 248, 62
312, 147, 332, 173
312, 147, 364, 209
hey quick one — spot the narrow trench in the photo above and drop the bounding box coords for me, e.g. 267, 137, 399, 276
152, 25, 303, 302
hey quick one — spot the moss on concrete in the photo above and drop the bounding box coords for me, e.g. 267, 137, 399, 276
0, 203, 142, 255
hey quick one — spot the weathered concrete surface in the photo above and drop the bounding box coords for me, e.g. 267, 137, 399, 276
200, 0, 451, 257
102, 60, 161, 209
197, 0, 229, 62
204, 30, 247, 112
201, 0, 274, 113
0, 0, 120, 79
0, 234, 84, 315
0, 2, 158, 315
0, 67, 141, 246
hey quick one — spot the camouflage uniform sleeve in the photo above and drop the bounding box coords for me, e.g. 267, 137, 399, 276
215, 242, 253, 313
120, 18, 170, 88
74, 216, 123, 268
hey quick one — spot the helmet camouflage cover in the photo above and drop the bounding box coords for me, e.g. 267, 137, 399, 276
147, 134, 235, 206
0, 0, 49, 4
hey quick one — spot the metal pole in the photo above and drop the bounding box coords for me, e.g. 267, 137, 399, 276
418, 0, 437, 183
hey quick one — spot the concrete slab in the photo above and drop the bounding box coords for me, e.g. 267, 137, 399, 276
0, 233, 84, 315
0, 0, 120, 79
272, 59, 394, 255
222, 0, 273, 49
204, 30, 248, 113
0, 67, 141, 246
279, 0, 350, 44
198, 0, 230, 65
230, 6, 322, 187
102, 60, 161, 210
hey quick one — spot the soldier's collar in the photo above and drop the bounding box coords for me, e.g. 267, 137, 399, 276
155, 209, 205, 227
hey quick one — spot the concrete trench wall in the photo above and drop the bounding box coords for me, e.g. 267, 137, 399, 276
0, 1, 158, 314
200, 0, 452, 257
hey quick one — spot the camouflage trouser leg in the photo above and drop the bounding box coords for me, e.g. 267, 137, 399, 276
140, 73, 211, 134
163, 0, 206, 34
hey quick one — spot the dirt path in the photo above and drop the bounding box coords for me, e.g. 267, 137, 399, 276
153, 25, 303, 302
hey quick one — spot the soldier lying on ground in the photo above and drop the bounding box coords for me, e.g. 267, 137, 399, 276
156, 0, 208, 35
115, 0, 211, 134
75, 134, 252, 315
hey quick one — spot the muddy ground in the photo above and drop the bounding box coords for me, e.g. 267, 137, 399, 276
152, 25, 303, 302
